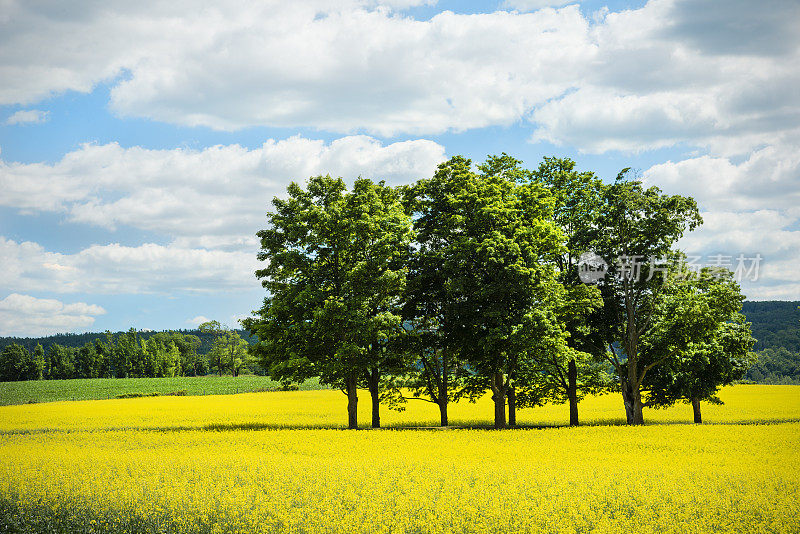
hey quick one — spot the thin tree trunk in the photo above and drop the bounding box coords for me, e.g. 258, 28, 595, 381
368, 368, 380, 429
691, 397, 702, 424
568, 358, 579, 427
346, 375, 358, 429
507, 386, 516, 427
491, 372, 507, 429
440, 351, 448, 427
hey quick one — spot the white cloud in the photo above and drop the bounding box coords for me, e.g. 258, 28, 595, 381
529, 0, 800, 156
1, 0, 797, 152
501, 0, 577, 11
0, 293, 106, 336
0, 134, 444, 304
644, 143, 800, 213
0, 1, 595, 135
2, 0, 799, 302
678, 210, 799, 259
744, 283, 800, 301
5, 109, 49, 125
0, 238, 260, 295
186, 315, 211, 326
0, 135, 445, 245
644, 146, 800, 302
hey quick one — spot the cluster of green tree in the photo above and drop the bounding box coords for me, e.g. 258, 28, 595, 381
245, 155, 756, 429
0, 328, 258, 356
745, 347, 800, 384
0, 323, 253, 382
741, 301, 800, 352
737, 302, 800, 384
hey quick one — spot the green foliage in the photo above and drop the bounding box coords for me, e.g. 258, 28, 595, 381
0, 330, 212, 382
404, 155, 566, 427
203, 326, 250, 376
591, 170, 702, 424
741, 301, 800, 352
245, 175, 413, 427
0, 344, 40, 382
643, 268, 756, 408
0, 328, 257, 358
746, 347, 800, 384
521, 157, 615, 418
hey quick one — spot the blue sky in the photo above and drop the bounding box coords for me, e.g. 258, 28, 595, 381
1, 0, 798, 336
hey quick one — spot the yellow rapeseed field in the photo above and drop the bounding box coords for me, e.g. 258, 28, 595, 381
1, 384, 798, 433
0, 385, 798, 533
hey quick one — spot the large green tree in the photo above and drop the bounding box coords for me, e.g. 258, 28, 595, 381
592, 171, 702, 424
527, 156, 611, 426
397, 166, 474, 427
513, 283, 611, 426
642, 268, 756, 423
413, 155, 564, 429
245, 175, 413, 429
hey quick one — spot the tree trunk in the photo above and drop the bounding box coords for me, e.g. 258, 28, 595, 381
507, 386, 516, 427
568, 358, 578, 427
346, 375, 358, 429
691, 397, 702, 424
368, 368, 380, 429
491, 372, 507, 429
621, 382, 644, 425
622, 385, 634, 425
439, 352, 448, 427
438, 399, 448, 427
631, 388, 644, 425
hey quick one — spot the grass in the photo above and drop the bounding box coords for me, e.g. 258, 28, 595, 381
0, 375, 325, 406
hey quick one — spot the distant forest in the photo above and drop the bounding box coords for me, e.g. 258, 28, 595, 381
741, 301, 800, 352
0, 328, 262, 382
0, 301, 798, 384
0, 328, 257, 356
739, 301, 800, 384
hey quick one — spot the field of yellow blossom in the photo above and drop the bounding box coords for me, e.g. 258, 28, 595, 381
0, 385, 798, 533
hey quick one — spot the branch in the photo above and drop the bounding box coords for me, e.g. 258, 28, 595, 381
419, 353, 440, 404
604, 344, 622, 372
552, 356, 568, 390
639, 356, 669, 383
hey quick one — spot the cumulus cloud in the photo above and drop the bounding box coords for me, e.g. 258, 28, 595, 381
0, 134, 444, 304
644, 146, 800, 301
2, 0, 797, 152
5, 109, 49, 125
530, 0, 800, 156
0, 1, 594, 135
0, 135, 445, 246
644, 143, 800, 213
660, 0, 800, 57
675, 210, 800, 301
0, 238, 260, 295
0, 293, 106, 336
1, 0, 798, 301
186, 315, 211, 326
501, 0, 577, 11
